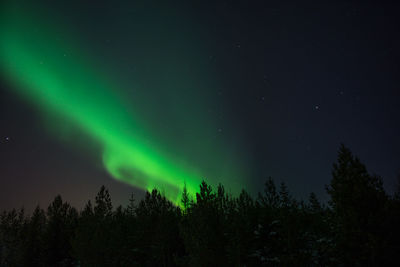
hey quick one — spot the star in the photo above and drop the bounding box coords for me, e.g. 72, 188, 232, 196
315, 105, 320, 110
5, 137, 9, 141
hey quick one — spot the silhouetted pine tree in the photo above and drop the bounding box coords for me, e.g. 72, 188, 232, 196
305, 193, 335, 265
44, 195, 78, 266
180, 180, 228, 266
181, 182, 190, 213
226, 189, 258, 266
72, 200, 95, 266
127, 192, 136, 217
255, 177, 281, 264
326, 144, 389, 266
21, 205, 46, 266
134, 189, 183, 266
92, 186, 114, 265
0, 208, 26, 266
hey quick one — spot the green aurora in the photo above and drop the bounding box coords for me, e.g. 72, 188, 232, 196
0, 3, 247, 204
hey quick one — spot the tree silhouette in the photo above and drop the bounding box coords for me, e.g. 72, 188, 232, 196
0, 144, 398, 266
22, 205, 46, 266
44, 195, 77, 266
181, 181, 190, 213
326, 144, 389, 265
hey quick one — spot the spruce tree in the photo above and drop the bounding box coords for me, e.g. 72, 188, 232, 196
326, 144, 388, 265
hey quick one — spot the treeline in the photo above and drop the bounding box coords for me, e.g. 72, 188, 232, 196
1, 145, 399, 266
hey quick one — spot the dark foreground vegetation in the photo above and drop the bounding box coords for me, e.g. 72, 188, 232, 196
1, 145, 399, 266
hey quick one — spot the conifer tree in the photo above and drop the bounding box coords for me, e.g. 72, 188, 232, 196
181, 181, 190, 212
326, 144, 388, 265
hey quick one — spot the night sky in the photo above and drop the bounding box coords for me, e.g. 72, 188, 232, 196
1, 1, 399, 211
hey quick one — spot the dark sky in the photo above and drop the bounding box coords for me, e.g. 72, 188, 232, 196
1, 1, 400, 211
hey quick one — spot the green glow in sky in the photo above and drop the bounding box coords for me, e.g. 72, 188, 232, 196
0, 3, 246, 204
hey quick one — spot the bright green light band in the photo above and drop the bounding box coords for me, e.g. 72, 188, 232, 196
0, 4, 245, 205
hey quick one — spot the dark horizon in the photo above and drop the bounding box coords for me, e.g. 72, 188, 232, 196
1, 144, 398, 215
1, 145, 399, 266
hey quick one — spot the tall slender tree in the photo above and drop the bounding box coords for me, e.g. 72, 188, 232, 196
326, 144, 388, 265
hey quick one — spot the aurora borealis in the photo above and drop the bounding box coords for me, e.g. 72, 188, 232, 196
1, 1, 400, 211
0, 2, 246, 204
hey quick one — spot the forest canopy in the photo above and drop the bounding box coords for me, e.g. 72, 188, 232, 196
1, 145, 399, 266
